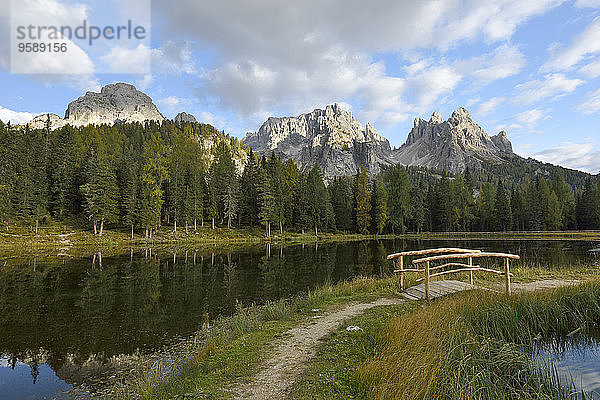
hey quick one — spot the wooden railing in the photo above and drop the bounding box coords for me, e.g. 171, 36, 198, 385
387, 248, 480, 291
388, 248, 520, 299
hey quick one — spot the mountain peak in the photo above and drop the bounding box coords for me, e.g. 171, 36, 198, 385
243, 104, 394, 177
450, 106, 473, 122
397, 107, 513, 172
430, 111, 443, 124
27, 82, 165, 129
174, 112, 197, 123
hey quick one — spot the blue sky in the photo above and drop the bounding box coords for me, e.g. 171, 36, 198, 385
1, 0, 600, 172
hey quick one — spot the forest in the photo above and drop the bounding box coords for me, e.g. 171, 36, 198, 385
1, 119, 599, 237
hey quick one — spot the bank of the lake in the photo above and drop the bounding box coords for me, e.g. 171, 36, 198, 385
3, 219, 600, 257
108, 275, 600, 400
4, 238, 600, 400
101, 276, 401, 399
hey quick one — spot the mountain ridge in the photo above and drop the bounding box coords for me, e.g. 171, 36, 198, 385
15, 82, 594, 183
244, 103, 396, 177
244, 104, 521, 177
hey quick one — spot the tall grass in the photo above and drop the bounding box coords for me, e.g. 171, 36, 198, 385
358, 280, 600, 399
103, 276, 398, 399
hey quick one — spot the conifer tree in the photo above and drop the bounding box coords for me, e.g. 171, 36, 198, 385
239, 149, 260, 227
383, 164, 411, 234
372, 179, 388, 236
494, 181, 512, 232
355, 165, 371, 234
138, 131, 168, 237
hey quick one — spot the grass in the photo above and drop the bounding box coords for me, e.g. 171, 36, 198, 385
290, 303, 421, 399
0, 218, 381, 258
3, 217, 600, 257
100, 276, 399, 400
357, 280, 600, 399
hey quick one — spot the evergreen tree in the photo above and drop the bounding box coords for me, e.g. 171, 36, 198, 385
547, 191, 562, 231
372, 179, 388, 236
409, 179, 426, 233
138, 131, 168, 237
258, 165, 276, 237
329, 177, 354, 232
494, 181, 512, 232
383, 164, 411, 234
239, 149, 260, 227
355, 165, 371, 234
552, 173, 576, 229
477, 182, 496, 231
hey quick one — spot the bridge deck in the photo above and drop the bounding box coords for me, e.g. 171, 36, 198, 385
401, 280, 480, 300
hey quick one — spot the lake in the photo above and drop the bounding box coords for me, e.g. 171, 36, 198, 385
1, 238, 600, 399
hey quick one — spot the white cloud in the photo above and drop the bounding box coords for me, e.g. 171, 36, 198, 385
542, 17, 600, 71
100, 44, 151, 74
579, 58, 600, 77
136, 74, 153, 91
575, 0, 600, 8
477, 97, 505, 115
514, 108, 550, 130
577, 87, 600, 114
4, 0, 98, 91
532, 142, 600, 173
457, 44, 526, 83
152, 0, 564, 128
151, 41, 196, 74
495, 122, 523, 134
408, 65, 462, 111
157, 96, 192, 116
0, 106, 36, 124
515, 73, 583, 104
514, 108, 548, 126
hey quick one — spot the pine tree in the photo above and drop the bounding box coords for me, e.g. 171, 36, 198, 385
222, 178, 239, 229
409, 179, 426, 233
552, 173, 576, 229
383, 164, 411, 234
355, 165, 371, 234
239, 149, 260, 227
138, 131, 169, 237
477, 182, 496, 231
494, 181, 512, 232
372, 179, 388, 236
121, 150, 139, 239
547, 190, 561, 231
258, 166, 276, 237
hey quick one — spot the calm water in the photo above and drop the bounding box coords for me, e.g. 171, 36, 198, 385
1, 238, 600, 399
535, 330, 600, 399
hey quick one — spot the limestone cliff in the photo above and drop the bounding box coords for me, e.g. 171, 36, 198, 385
243, 104, 396, 177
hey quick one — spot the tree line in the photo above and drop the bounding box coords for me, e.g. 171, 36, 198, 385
1, 120, 599, 236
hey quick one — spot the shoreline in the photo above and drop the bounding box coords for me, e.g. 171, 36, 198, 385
2, 221, 600, 258
98, 272, 600, 399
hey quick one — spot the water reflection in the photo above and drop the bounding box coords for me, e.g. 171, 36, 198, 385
0, 238, 599, 399
535, 329, 600, 399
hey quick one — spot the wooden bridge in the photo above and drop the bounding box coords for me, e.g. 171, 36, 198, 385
387, 248, 520, 300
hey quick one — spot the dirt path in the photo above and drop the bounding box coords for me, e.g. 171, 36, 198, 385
228, 278, 577, 400
228, 297, 404, 400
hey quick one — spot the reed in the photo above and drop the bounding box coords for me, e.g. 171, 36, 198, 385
358, 280, 600, 399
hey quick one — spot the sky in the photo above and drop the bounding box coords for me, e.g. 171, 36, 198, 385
1, 0, 600, 173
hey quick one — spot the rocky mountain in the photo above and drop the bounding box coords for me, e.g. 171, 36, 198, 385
395, 107, 513, 172
244, 105, 517, 177
27, 113, 67, 130
26, 83, 165, 129
243, 104, 396, 177
174, 112, 197, 123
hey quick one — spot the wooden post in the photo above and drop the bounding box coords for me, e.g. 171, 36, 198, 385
468, 257, 473, 285
425, 261, 430, 300
399, 256, 404, 291
504, 257, 511, 295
